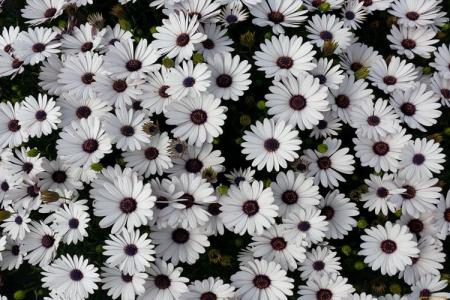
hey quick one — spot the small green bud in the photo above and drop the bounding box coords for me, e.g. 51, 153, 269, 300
213, 137, 220, 145
118, 18, 131, 30
357, 218, 368, 229
444, 128, 450, 136
442, 23, 450, 31
0, 210, 11, 221
264, 32, 272, 40
13, 290, 26, 300
235, 137, 243, 144
37, 289, 46, 296
422, 66, 433, 75
257, 100, 266, 110
192, 52, 204, 64
90, 163, 104, 172
58, 20, 67, 29
240, 31, 255, 48
150, 26, 158, 34
355, 67, 370, 80
240, 115, 252, 127
322, 40, 339, 57
395, 209, 402, 217
263, 179, 271, 188
341, 245, 352, 256
319, 2, 331, 12
217, 185, 229, 195
354, 261, 365, 270
389, 283, 402, 295
26, 148, 39, 157
95, 245, 103, 253
234, 238, 243, 247
317, 143, 328, 153
162, 57, 175, 68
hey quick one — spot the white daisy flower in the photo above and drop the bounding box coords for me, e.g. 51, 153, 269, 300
398, 211, 438, 238
368, 56, 418, 93
391, 175, 441, 218
181, 277, 235, 300
429, 72, 450, 107
242, 118, 301, 172
0, 209, 31, 241
409, 275, 450, 299
0, 238, 26, 270
167, 143, 224, 177
389, 0, 447, 28
0, 102, 29, 148
328, 74, 374, 124
41, 255, 100, 299
104, 229, 155, 275
20, 0, 66, 26
298, 273, 354, 300
206, 52, 251, 101
94, 74, 144, 107
218, 2, 249, 27
104, 38, 160, 79
123, 132, 172, 177
103, 107, 150, 151
165, 92, 226, 147
61, 23, 104, 55
253, 34, 316, 80
250, 224, 306, 271
159, 172, 216, 229
58, 52, 104, 100
13, 27, 60, 65
152, 12, 206, 62
282, 206, 328, 247
0, 51, 24, 78
265, 74, 329, 130
100, 24, 133, 54
433, 190, 450, 239
67, 0, 93, 7
51, 202, 90, 245
220, 180, 278, 235
390, 82, 441, 131
202, 198, 225, 236
0, 26, 20, 53
359, 221, 419, 276
166, 61, 211, 99
231, 259, 294, 300
358, 0, 393, 12
350, 98, 400, 139
398, 138, 445, 180
353, 128, 412, 173
56, 117, 112, 168
57, 93, 111, 127
38, 55, 64, 96
361, 173, 404, 216
271, 170, 320, 218
196, 23, 233, 60
149, 178, 184, 228
5, 146, 44, 179
302, 138, 355, 188
310, 57, 345, 90
387, 25, 438, 59
17, 94, 61, 138
310, 111, 342, 139
6, 176, 41, 211
150, 225, 210, 265
224, 167, 255, 185
319, 190, 358, 239
339, 42, 382, 76
299, 246, 342, 281
250, 0, 307, 35
431, 45, 450, 77
166, 0, 222, 23
138, 259, 189, 300
101, 265, 147, 300
91, 169, 155, 233
38, 158, 83, 193
400, 236, 445, 285
140, 68, 175, 115
306, 14, 352, 54
341, 0, 367, 29
22, 221, 60, 267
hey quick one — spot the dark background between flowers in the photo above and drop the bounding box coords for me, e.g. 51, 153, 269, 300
0, 0, 449, 298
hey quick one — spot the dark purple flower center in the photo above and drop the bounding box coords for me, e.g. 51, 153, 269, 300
32, 43, 46, 53
406, 11, 419, 20
297, 221, 311, 232
0, 181, 8, 192
208, 203, 221, 216
335, 94, 350, 108
76, 106, 92, 119
268, 11, 285, 23
351, 62, 363, 72
190, 109, 208, 125
444, 208, 450, 222
407, 219, 423, 234
367, 115, 380, 126
216, 74, 232, 88
289, 95, 307, 110
68, 218, 79, 229
315, 74, 327, 84
276, 56, 293, 69
185, 158, 203, 173
401, 39, 416, 49
52, 170, 67, 183
372, 141, 389, 156
402, 185, 416, 200
321, 206, 334, 220
419, 289, 431, 298
317, 289, 333, 300
113, 79, 128, 93
81, 73, 95, 85
180, 193, 195, 209
317, 120, 327, 129
183, 76, 196, 87
345, 11, 355, 20
440, 89, 450, 99
200, 292, 217, 300
176, 33, 190, 47
400, 102, 416, 116
124, 244, 138, 256
253, 275, 271, 289
317, 156, 332, 170
15, 216, 23, 225
376, 187, 389, 198
281, 190, 298, 205
226, 14, 238, 24
35, 110, 47, 121
202, 39, 215, 50
243, 200, 259, 216
270, 237, 287, 250
159, 85, 170, 98
360, 0, 372, 6
126, 59, 142, 72
70, 269, 84, 281
8, 119, 20, 132
41, 234, 55, 248
313, 260, 325, 271
264, 138, 280, 152
27, 185, 39, 197
120, 125, 135, 137
412, 153, 425, 165
380, 239, 397, 254
172, 228, 190, 244
144, 147, 159, 160
383, 75, 397, 85
154, 275, 171, 289
22, 162, 33, 173
12, 59, 23, 69
44, 8, 57, 18
82, 139, 99, 153
319, 31, 333, 41
81, 42, 93, 52
11, 245, 20, 256
121, 273, 133, 283
120, 197, 137, 214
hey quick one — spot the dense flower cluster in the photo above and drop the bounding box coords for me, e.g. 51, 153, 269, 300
0, 0, 449, 299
